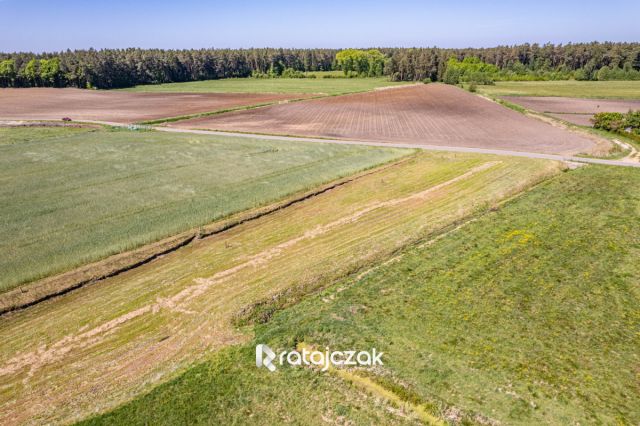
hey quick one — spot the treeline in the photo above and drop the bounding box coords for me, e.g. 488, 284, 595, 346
382, 42, 640, 82
0, 48, 336, 89
1, 42, 639, 89
439, 55, 640, 86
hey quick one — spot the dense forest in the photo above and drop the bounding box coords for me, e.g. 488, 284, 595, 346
381, 43, 640, 82
1, 43, 639, 89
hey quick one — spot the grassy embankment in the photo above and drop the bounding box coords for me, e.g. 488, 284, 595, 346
470, 81, 640, 157
488, 95, 639, 159
0, 126, 408, 292
474, 80, 640, 99
84, 164, 640, 425
0, 152, 561, 425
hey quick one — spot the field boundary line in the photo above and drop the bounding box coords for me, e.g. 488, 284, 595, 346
234, 158, 563, 328
0, 160, 519, 386
6, 118, 640, 168
134, 83, 420, 126
0, 154, 416, 317
155, 125, 640, 168
136, 94, 324, 125
475, 94, 636, 159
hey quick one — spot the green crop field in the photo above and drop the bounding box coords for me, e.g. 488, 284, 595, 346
122, 77, 411, 95
474, 80, 640, 99
83, 164, 640, 426
0, 126, 408, 292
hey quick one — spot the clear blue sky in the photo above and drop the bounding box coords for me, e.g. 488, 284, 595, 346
1, 0, 639, 52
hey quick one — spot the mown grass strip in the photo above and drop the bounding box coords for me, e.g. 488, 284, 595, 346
0, 153, 562, 425
123, 76, 411, 95
0, 155, 415, 315
475, 80, 640, 99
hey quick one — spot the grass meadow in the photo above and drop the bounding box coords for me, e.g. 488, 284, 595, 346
0, 126, 408, 292
123, 76, 411, 95
0, 153, 562, 424
475, 80, 640, 99
83, 164, 640, 425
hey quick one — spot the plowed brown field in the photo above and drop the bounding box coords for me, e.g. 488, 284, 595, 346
0, 88, 308, 123
171, 84, 597, 155
503, 96, 640, 127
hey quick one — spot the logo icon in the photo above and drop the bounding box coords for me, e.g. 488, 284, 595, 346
256, 344, 383, 372
256, 344, 276, 372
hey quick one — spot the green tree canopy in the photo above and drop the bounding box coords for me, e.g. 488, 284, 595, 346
23, 58, 39, 86
335, 49, 386, 77
442, 57, 499, 84
39, 58, 62, 87
0, 59, 16, 86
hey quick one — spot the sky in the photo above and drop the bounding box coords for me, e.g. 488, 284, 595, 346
1, 0, 639, 52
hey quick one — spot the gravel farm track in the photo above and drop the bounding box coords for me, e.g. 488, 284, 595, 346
170, 84, 598, 155
502, 96, 640, 126
0, 88, 311, 123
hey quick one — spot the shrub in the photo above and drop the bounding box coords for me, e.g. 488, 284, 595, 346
468, 82, 477, 92
574, 69, 592, 81
467, 71, 494, 85
251, 71, 270, 79
443, 57, 498, 85
592, 110, 640, 137
592, 112, 626, 131
596, 65, 640, 81
442, 67, 461, 84
252, 68, 306, 79
281, 68, 306, 78
624, 110, 640, 131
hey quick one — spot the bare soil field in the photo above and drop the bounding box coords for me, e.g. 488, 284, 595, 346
170, 84, 597, 155
0, 88, 308, 123
503, 96, 640, 126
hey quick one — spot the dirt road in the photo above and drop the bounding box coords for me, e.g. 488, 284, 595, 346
157, 125, 640, 168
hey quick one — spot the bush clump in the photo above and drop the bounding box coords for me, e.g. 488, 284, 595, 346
251, 67, 307, 79
592, 110, 640, 136
592, 112, 626, 131
442, 57, 497, 85
281, 68, 306, 78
